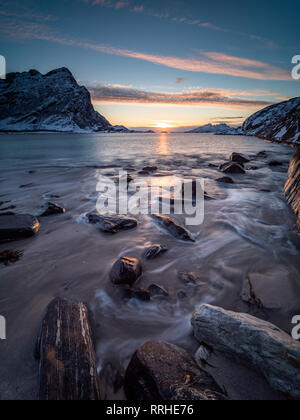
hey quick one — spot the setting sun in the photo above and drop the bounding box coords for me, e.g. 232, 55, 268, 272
154, 122, 175, 129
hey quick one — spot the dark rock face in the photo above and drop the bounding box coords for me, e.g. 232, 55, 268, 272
243, 97, 300, 145
0, 214, 40, 243
110, 257, 142, 286
87, 213, 137, 234
192, 304, 300, 399
0, 67, 111, 132
284, 147, 300, 230
40, 202, 66, 217
216, 176, 235, 184
219, 162, 246, 174
143, 244, 168, 260
36, 298, 101, 401
124, 341, 225, 400
230, 153, 250, 164
152, 214, 195, 242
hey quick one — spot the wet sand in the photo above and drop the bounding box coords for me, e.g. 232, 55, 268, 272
0, 133, 299, 400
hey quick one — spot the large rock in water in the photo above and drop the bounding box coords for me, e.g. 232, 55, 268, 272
219, 162, 246, 174
284, 147, 300, 230
36, 298, 101, 400
0, 214, 40, 243
87, 213, 137, 234
243, 97, 300, 145
124, 341, 225, 400
110, 257, 142, 286
0, 68, 111, 132
152, 214, 195, 242
191, 304, 300, 399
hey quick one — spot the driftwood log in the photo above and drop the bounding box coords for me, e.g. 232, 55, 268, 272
36, 298, 101, 400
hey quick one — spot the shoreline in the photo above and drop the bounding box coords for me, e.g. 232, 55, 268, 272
0, 133, 299, 400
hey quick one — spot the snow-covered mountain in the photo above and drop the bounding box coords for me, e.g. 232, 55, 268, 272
186, 123, 242, 135
0, 68, 112, 133
243, 97, 300, 145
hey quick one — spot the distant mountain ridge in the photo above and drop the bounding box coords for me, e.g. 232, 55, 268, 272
186, 123, 242, 135
0, 67, 112, 133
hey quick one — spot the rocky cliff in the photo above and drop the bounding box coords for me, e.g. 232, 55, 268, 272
243, 97, 300, 145
284, 147, 300, 230
0, 68, 112, 132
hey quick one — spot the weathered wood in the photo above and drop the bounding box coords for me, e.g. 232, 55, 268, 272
36, 298, 101, 401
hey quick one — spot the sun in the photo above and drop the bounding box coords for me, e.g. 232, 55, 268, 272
154, 122, 174, 129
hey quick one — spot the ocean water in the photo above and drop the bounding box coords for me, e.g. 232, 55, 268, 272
0, 132, 299, 400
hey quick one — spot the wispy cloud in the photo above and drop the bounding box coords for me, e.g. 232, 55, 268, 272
0, 12, 290, 82
83, 0, 279, 49
89, 84, 275, 107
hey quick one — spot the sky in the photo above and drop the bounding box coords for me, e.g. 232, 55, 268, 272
0, 0, 299, 129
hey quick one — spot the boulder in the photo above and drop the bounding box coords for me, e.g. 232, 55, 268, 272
152, 214, 195, 242
87, 213, 137, 234
230, 153, 250, 164
284, 147, 300, 230
36, 298, 101, 400
143, 244, 168, 260
40, 202, 66, 217
216, 176, 235, 184
124, 341, 225, 400
0, 214, 40, 243
192, 304, 300, 399
219, 162, 246, 174
110, 257, 142, 286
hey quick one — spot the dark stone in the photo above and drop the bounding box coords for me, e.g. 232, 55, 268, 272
100, 362, 124, 394
124, 341, 225, 400
268, 160, 283, 167
255, 151, 268, 159
219, 162, 246, 174
19, 183, 35, 188
230, 152, 250, 164
143, 244, 168, 260
0, 250, 23, 266
123, 288, 151, 302
110, 257, 142, 286
148, 284, 169, 297
0, 214, 40, 243
143, 166, 157, 172
87, 213, 137, 234
177, 291, 188, 300
152, 214, 195, 242
178, 272, 199, 285
284, 147, 300, 231
40, 202, 66, 217
36, 298, 101, 400
216, 176, 235, 184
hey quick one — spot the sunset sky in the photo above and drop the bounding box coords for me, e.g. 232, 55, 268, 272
0, 0, 299, 129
